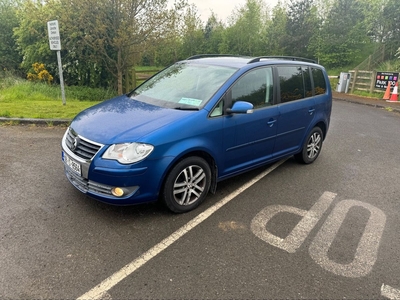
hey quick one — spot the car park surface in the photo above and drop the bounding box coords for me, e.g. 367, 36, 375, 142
1, 97, 400, 298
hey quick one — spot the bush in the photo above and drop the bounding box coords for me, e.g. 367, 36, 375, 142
27, 63, 54, 84
0, 69, 24, 89
65, 85, 117, 101
395, 48, 400, 71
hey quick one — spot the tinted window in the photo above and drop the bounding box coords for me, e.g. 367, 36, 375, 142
278, 66, 304, 103
231, 68, 273, 109
303, 66, 313, 98
312, 68, 327, 95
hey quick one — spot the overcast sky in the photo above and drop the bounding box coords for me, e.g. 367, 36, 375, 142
168, 0, 280, 24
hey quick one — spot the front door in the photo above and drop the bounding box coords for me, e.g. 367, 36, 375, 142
221, 67, 278, 177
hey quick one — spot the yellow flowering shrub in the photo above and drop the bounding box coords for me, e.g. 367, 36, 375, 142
27, 63, 54, 84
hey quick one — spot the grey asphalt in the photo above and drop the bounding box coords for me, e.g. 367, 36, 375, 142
1, 99, 400, 298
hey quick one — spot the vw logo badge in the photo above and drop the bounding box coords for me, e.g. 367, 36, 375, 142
71, 137, 80, 151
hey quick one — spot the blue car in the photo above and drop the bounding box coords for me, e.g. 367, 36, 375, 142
61, 55, 332, 212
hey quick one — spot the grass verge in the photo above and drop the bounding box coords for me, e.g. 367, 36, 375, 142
0, 78, 117, 119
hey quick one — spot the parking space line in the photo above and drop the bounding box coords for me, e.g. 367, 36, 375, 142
77, 159, 288, 300
381, 284, 400, 299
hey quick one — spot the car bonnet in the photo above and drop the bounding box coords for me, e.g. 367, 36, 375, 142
69, 94, 193, 144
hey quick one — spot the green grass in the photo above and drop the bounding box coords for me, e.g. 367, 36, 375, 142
352, 90, 383, 99
0, 78, 117, 119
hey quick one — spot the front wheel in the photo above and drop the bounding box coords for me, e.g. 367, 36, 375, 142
294, 127, 324, 164
162, 157, 211, 213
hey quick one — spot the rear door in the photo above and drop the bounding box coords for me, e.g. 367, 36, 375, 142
273, 65, 316, 157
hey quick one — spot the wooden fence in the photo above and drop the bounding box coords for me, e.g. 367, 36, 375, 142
125, 69, 160, 92
348, 70, 383, 94
346, 43, 396, 94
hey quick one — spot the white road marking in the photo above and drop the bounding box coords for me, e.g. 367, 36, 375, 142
251, 191, 336, 253
382, 284, 400, 299
309, 200, 386, 278
252, 192, 387, 279
77, 159, 288, 300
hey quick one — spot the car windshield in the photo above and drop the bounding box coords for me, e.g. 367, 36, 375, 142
130, 62, 237, 109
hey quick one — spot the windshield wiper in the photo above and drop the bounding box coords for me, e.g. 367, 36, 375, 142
174, 107, 199, 111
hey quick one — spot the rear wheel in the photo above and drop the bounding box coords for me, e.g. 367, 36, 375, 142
294, 127, 323, 164
162, 157, 211, 213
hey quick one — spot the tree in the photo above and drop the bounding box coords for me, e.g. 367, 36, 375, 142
0, 0, 22, 72
285, 0, 319, 58
264, 1, 287, 55
144, 1, 189, 66
60, 0, 174, 94
202, 13, 225, 54
381, 0, 400, 54
179, 4, 205, 58
13, 0, 58, 76
318, 0, 369, 68
6, 0, 395, 90
396, 47, 400, 71
360, 0, 386, 43
12, 0, 110, 87
221, 0, 266, 56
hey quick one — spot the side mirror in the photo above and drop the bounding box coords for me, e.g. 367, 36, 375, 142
226, 101, 254, 114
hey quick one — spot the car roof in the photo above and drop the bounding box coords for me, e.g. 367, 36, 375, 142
184, 55, 319, 69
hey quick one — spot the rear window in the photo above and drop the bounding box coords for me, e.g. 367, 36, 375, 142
278, 65, 327, 103
278, 66, 305, 103
312, 68, 327, 95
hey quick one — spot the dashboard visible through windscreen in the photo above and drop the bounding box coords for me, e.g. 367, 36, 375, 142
130, 63, 238, 109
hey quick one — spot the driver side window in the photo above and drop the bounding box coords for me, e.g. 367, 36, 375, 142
231, 67, 273, 109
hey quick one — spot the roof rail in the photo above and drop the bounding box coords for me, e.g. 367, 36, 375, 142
186, 54, 238, 60
248, 56, 317, 64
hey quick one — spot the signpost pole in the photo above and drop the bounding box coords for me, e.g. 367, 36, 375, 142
47, 20, 66, 105
57, 50, 66, 105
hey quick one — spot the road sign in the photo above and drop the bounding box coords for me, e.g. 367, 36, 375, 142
47, 20, 65, 105
375, 71, 399, 90
47, 20, 61, 51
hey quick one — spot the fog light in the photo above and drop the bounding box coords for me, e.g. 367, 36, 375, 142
112, 187, 125, 197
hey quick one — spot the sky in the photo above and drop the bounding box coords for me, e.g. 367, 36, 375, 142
168, 0, 280, 24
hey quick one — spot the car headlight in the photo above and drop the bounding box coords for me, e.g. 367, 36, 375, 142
102, 143, 154, 164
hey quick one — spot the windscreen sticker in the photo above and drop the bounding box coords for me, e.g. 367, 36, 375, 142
179, 97, 203, 106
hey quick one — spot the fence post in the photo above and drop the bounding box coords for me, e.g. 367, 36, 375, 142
350, 70, 358, 94
370, 71, 376, 93
132, 68, 137, 89
125, 70, 130, 93
367, 55, 372, 70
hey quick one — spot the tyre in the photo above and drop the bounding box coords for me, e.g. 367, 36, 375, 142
294, 127, 323, 164
162, 156, 211, 213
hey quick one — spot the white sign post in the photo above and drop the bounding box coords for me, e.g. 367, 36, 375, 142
47, 20, 66, 105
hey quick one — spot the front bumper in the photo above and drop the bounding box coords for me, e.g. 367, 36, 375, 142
64, 165, 139, 199
61, 127, 171, 205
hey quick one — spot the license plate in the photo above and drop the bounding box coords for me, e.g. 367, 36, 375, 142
62, 152, 81, 176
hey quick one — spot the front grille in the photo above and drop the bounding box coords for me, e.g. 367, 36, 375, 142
65, 128, 103, 160
65, 167, 113, 196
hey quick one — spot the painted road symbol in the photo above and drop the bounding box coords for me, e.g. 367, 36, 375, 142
251, 192, 386, 278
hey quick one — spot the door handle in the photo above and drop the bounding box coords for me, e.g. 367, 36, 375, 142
309, 108, 316, 115
267, 119, 277, 127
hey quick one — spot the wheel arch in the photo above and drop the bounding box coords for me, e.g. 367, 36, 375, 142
313, 120, 327, 140
159, 150, 218, 201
